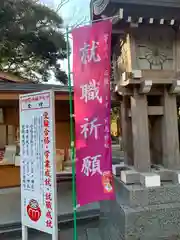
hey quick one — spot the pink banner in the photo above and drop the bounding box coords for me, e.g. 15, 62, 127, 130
72, 20, 115, 206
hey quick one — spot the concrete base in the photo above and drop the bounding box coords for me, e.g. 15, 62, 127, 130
121, 170, 140, 184
140, 172, 161, 187
99, 177, 180, 240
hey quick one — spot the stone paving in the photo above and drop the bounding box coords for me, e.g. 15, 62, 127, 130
0, 145, 122, 239
1, 221, 101, 240
0, 145, 121, 228
0, 182, 100, 239
1, 229, 88, 240
0, 182, 99, 228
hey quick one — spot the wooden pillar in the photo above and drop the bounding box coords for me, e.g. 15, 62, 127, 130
121, 96, 133, 165
150, 116, 162, 166
131, 93, 151, 172
161, 89, 180, 169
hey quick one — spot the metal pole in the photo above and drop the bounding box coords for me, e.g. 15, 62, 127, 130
66, 27, 77, 240
66, 14, 120, 33
22, 225, 28, 240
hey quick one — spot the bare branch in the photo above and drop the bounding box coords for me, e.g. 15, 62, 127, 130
70, 16, 88, 29
56, 0, 69, 12
55, 0, 88, 29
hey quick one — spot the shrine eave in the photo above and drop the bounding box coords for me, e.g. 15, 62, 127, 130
0, 82, 71, 93
91, 0, 180, 27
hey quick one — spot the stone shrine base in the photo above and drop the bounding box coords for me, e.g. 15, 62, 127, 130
99, 176, 180, 240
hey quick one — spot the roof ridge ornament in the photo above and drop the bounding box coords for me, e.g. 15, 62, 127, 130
93, 0, 110, 15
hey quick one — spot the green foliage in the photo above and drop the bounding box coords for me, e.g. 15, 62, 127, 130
0, 0, 68, 83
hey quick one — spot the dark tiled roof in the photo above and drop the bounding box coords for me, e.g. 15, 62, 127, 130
91, 0, 180, 21
91, 0, 180, 10
0, 82, 73, 92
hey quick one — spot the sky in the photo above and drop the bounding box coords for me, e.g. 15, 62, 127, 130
40, 0, 90, 84
58, 0, 90, 77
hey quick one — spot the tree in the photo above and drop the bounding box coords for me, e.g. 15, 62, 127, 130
0, 0, 68, 84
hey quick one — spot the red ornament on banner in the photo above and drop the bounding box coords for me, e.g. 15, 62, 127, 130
102, 171, 114, 194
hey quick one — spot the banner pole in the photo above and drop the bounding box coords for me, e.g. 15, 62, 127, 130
66, 14, 121, 33
66, 27, 77, 240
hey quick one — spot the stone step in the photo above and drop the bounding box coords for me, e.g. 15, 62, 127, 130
86, 228, 101, 240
